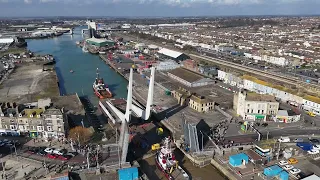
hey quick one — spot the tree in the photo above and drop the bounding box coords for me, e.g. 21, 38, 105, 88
68, 126, 93, 145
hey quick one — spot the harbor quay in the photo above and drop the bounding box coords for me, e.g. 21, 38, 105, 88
98, 53, 237, 179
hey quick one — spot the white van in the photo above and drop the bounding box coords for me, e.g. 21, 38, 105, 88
278, 137, 290, 143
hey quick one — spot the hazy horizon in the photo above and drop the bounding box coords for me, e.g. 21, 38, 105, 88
0, 0, 320, 17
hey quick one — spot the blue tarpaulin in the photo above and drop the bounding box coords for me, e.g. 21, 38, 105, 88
118, 167, 139, 180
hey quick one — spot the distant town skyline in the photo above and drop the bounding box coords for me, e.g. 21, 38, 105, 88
0, 0, 319, 17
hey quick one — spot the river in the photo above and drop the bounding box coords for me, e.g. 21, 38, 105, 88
26, 27, 226, 180
26, 26, 128, 105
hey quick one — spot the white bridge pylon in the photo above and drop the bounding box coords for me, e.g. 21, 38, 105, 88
103, 67, 155, 123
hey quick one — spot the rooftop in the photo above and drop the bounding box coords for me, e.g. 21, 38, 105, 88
24, 108, 44, 118
86, 38, 113, 44
158, 48, 183, 59
42, 108, 62, 115
245, 92, 277, 102
190, 94, 214, 104
168, 68, 204, 83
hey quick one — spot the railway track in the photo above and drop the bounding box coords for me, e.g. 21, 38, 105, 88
190, 53, 320, 90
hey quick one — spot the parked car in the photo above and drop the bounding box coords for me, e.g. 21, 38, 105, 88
58, 155, 72, 161
288, 158, 298, 164
278, 137, 290, 143
307, 149, 319, 155
283, 165, 294, 170
290, 168, 301, 175
313, 145, 320, 150
44, 148, 55, 154
278, 160, 288, 166
47, 154, 58, 159
310, 139, 320, 144
53, 149, 67, 156
294, 138, 304, 142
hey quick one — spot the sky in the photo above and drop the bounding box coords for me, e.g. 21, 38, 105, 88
0, 0, 319, 17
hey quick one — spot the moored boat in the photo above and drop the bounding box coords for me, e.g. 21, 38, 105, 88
93, 68, 112, 99
155, 137, 190, 180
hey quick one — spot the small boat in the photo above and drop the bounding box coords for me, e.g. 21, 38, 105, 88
70, 70, 74, 73
99, 51, 106, 54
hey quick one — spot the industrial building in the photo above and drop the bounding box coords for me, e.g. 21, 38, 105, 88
274, 109, 301, 123
263, 165, 289, 180
86, 38, 115, 47
155, 60, 181, 71
234, 90, 279, 121
229, 153, 249, 167
0, 38, 14, 44
168, 68, 215, 87
157, 48, 190, 61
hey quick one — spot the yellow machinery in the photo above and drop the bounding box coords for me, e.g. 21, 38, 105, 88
156, 128, 164, 135
307, 111, 316, 117
151, 143, 160, 151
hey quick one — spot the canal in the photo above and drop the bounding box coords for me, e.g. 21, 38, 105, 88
26, 26, 128, 105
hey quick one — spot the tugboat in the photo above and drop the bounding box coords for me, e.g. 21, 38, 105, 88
155, 137, 190, 180
93, 68, 113, 99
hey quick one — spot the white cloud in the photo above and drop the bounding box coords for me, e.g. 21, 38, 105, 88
24, 0, 32, 4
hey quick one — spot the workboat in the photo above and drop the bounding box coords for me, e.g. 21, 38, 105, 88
155, 137, 190, 180
93, 68, 112, 99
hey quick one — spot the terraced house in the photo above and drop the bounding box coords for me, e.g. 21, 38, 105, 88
0, 99, 67, 139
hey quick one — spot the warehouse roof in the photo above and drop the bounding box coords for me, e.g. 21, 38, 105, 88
168, 68, 203, 83
0, 38, 14, 44
158, 48, 183, 59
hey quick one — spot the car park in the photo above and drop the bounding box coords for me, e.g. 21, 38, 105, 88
290, 168, 301, 175
307, 149, 319, 155
44, 148, 55, 154
283, 165, 294, 170
278, 160, 288, 166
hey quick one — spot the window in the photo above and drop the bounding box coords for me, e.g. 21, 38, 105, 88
247, 109, 250, 113
47, 126, 52, 131
251, 109, 253, 113
19, 120, 23, 123
57, 120, 61, 124
261, 110, 264, 114
46, 120, 52, 124
258, 110, 260, 113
